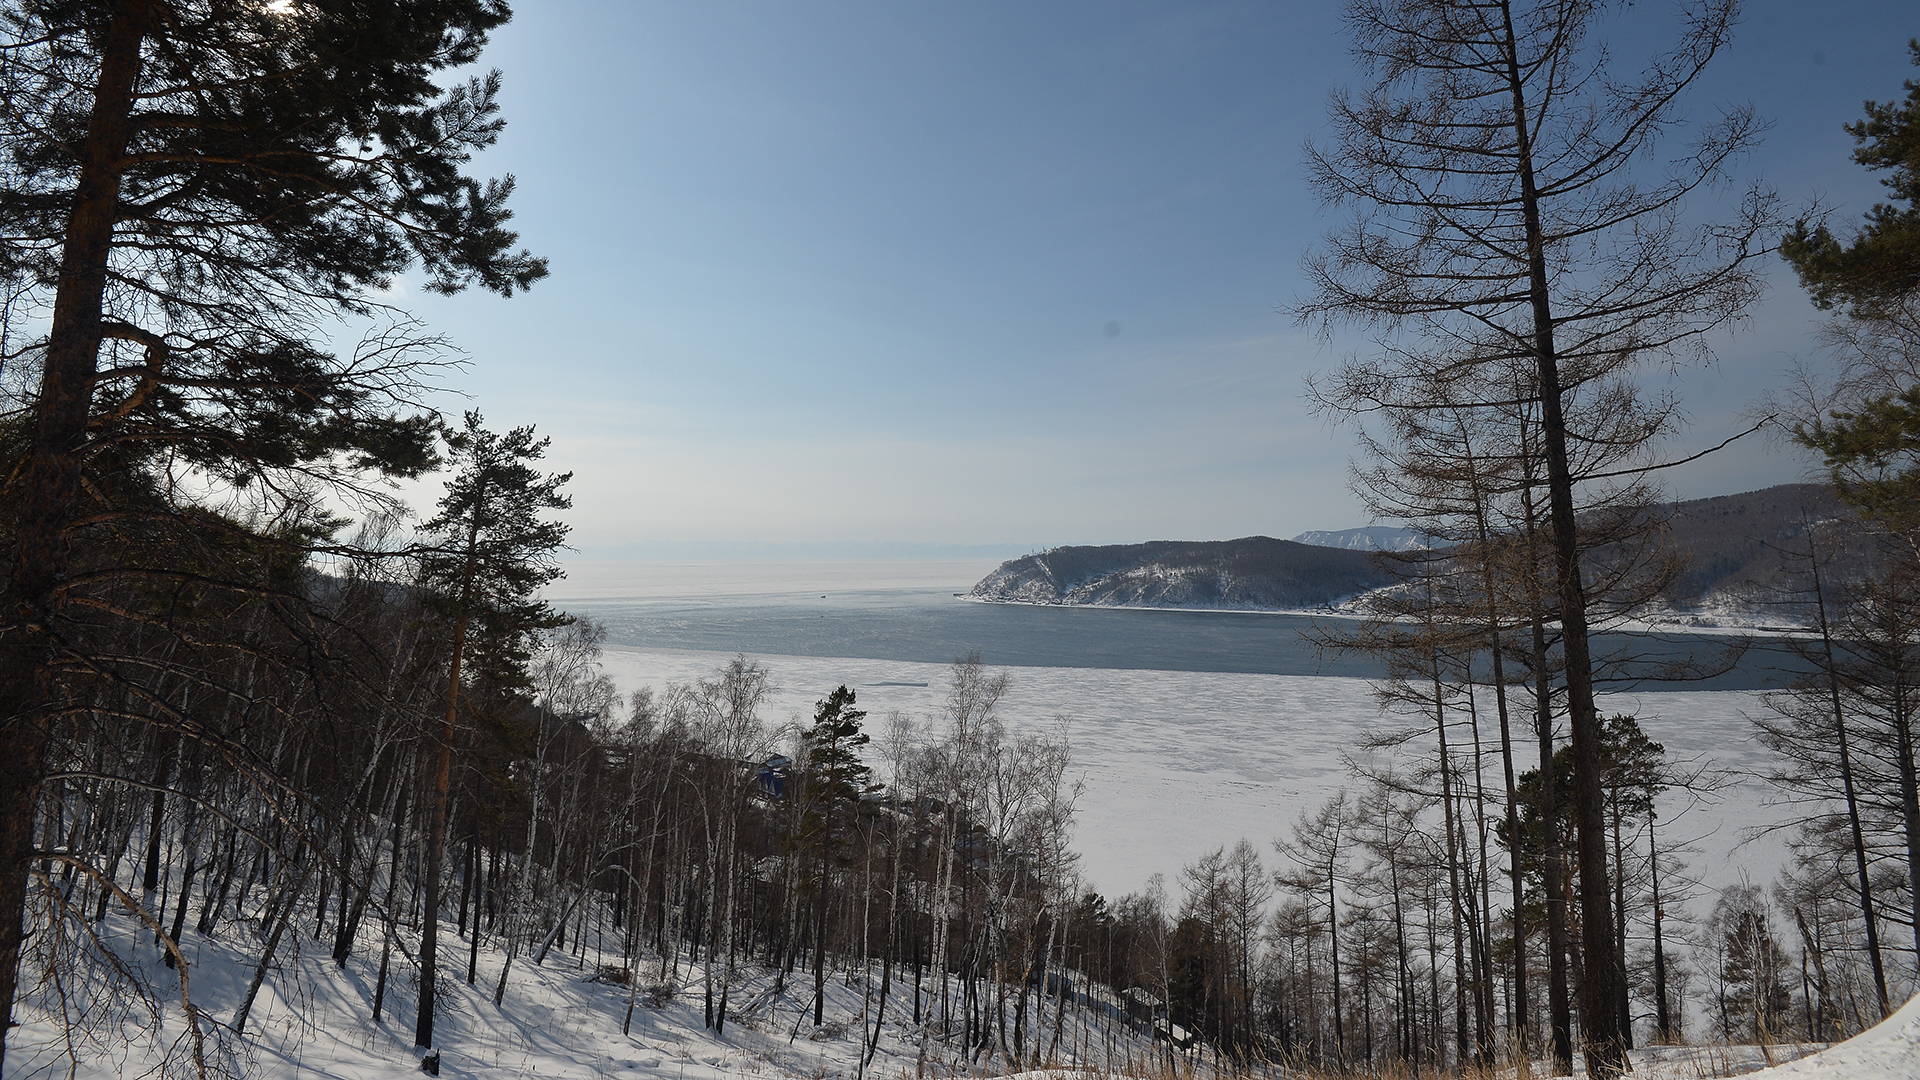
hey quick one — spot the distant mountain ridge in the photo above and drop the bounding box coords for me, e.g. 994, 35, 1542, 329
972, 484, 1886, 620
1291, 526, 1431, 552
968, 536, 1395, 610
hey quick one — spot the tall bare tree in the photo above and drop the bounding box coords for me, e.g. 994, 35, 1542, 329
1299, 2, 1774, 1071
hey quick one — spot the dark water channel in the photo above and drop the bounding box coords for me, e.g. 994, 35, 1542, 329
563, 588, 1807, 691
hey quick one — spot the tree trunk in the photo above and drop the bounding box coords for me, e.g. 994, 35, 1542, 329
1650, 826, 1673, 1043
1433, 664, 1471, 1070
0, 5, 153, 1066
163, 805, 199, 970
1465, 438, 1530, 1062
234, 851, 317, 1033
1496, 2, 1624, 1070
1610, 799, 1632, 1049
1893, 688, 1920, 963
418, 510, 483, 1049
1526, 504, 1574, 1075
372, 775, 413, 1024
1807, 541, 1892, 1018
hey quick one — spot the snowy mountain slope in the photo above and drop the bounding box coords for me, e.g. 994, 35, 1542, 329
1657, 484, 1864, 601
1290, 526, 1431, 552
996, 484, 1889, 625
30, 880, 1903, 1080
970, 537, 1394, 610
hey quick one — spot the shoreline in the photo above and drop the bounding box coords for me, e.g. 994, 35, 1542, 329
959, 592, 1801, 638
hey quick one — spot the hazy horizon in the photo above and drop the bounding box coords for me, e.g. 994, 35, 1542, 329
387, 0, 1910, 553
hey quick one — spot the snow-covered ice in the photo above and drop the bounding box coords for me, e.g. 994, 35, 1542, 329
598, 645, 1787, 905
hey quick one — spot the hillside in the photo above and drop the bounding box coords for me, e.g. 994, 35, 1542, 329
11, 882, 1170, 1080
1654, 483, 1887, 610
18, 881, 1902, 1080
968, 536, 1395, 610
973, 484, 1891, 621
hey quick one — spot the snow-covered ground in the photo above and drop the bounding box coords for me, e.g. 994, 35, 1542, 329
598, 645, 1786, 908
14, 875, 1911, 1080
1737, 990, 1920, 1078
6, 887, 1171, 1080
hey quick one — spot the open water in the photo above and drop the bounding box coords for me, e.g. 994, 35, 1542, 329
554, 561, 1806, 691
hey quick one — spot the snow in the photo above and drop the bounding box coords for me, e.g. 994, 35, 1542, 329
1734, 992, 1920, 1079
14, 903, 1918, 1080
1606, 991, 1920, 1079
7, 886, 1168, 1080
597, 645, 1786, 903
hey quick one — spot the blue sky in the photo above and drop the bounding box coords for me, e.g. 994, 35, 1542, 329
393, 0, 1917, 558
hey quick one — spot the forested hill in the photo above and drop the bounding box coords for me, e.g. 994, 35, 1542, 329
971, 484, 1883, 616
1653, 482, 1885, 609
968, 536, 1396, 610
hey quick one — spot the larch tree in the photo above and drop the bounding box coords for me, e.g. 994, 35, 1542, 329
1297, 1, 1775, 1072
1312, 348, 1686, 1071
0, 0, 542, 1065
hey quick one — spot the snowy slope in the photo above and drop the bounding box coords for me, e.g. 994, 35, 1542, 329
1290, 526, 1431, 552
970, 537, 1393, 610
14, 909, 1916, 1080
1739, 992, 1920, 1079
8, 893, 1167, 1080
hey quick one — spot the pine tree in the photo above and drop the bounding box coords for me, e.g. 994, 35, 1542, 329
803, 685, 875, 1025
1781, 42, 1920, 543
804, 686, 876, 815
414, 412, 571, 1051
1781, 40, 1920, 318
0, 2, 543, 1060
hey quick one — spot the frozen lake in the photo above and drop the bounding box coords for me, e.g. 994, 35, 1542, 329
560, 560, 1792, 910
597, 645, 1782, 908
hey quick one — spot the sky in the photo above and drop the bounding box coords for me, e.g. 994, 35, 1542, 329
381, 0, 1919, 560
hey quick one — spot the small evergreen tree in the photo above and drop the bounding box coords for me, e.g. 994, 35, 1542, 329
802, 685, 875, 1024
803, 686, 876, 818
1710, 886, 1792, 1044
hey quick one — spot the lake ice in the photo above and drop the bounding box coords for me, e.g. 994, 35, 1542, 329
565, 556, 1789, 912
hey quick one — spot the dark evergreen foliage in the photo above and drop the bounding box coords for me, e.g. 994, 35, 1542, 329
0, 1, 544, 1067
1781, 40, 1920, 317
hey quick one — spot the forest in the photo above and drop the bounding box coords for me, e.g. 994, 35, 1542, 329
1, 2, 1919, 1080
